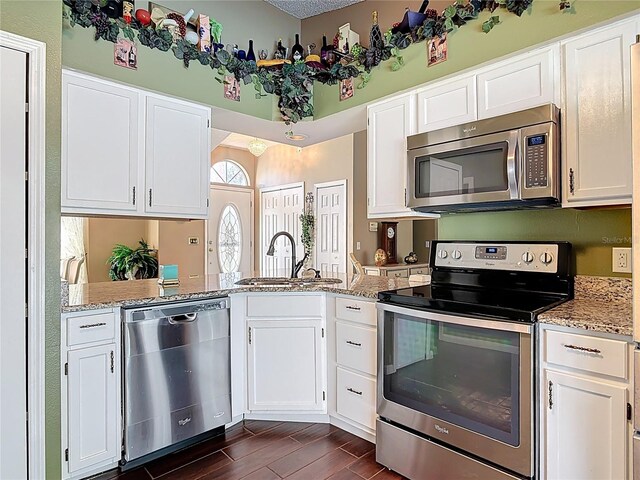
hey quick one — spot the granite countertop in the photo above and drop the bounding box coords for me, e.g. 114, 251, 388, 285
63, 271, 427, 313
538, 276, 632, 337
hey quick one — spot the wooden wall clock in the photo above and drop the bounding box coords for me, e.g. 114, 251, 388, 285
378, 222, 398, 264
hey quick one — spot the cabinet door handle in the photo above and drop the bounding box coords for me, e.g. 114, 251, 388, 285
345, 340, 362, 347
79, 322, 106, 329
149, 189, 152, 207
132, 186, 136, 205
347, 387, 362, 396
563, 343, 601, 354
110, 350, 114, 374
548, 380, 553, 410
569, 168, 575, 195
345, 305, 361, 311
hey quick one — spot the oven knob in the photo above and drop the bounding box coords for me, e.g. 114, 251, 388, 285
451, 250, 462, 260
540, 252, 554, 265
437, 250, 448, 259
522, 252, 534, 264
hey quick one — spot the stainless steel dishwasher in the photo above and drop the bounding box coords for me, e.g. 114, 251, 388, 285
122, 298, 231, 464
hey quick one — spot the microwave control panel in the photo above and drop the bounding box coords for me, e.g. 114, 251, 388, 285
524, 134, 548, 188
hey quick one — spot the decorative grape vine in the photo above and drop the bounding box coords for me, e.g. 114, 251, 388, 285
63, 0, 544, 124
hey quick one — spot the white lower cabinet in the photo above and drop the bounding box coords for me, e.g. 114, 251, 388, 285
62, 309, 121, 480
545, 369, 627, 480
329, 296, 378, 440
541, 326, 632, 480
247, 319, 325, 412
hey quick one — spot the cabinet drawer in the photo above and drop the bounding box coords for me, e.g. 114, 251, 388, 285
409, 267, 429, 275
336, 322, 377, 376
336, 367, 376, 430
246, 294, 323, 318
544, 330, 628, 380
335, 297, 376, 326
67, 311, 116, 347
387, 269, 408, 279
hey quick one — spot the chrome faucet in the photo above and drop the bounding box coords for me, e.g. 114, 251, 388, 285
266, 231, 297, 278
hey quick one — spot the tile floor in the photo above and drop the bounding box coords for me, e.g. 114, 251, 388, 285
89, 420, 406, 480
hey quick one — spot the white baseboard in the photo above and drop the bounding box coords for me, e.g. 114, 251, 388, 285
329, 415, 376, 444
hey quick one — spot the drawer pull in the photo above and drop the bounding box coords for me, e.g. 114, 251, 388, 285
346, 340, 362, 347
347, 387, 362, 396
345, 305, 361, 311
79, 322, 107, 329
563, 343, 602, 354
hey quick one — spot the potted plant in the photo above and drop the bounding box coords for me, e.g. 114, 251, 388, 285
107, 239, 158, 280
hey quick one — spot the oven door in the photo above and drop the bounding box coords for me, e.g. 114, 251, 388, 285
407, 130, 520, 210
377, 303, 533, 477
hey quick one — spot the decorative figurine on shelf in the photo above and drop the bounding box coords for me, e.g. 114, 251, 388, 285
374, 248, 388, 267
122, 0, 133, 24
404, 252, 418, 264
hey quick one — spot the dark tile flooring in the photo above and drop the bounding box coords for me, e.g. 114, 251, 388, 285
90, 421, 406, 480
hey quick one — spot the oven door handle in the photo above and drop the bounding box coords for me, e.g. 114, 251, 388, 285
377, 303, 532, 334
506, 130, 520, 200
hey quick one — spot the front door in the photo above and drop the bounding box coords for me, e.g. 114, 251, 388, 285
208, 186, 253, 274
0, 44, 28, 479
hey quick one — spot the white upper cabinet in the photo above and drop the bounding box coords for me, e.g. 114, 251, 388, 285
62, 70, 211, 219
562, 19, 638, 206
145, 96, 210, 218
477, 45, 558, 119
416, 75, 477, 133
367, 94, 436, 219
62, 72, 140, 214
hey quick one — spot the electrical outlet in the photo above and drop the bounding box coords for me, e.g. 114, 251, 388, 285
612, 247, 632, 273
188, 237, 200, 245
356, 241, 361, 250
369, 222, 378, 232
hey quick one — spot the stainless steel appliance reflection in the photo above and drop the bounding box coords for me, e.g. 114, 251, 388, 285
376, 241, 573, 480
122, 298, 231, 464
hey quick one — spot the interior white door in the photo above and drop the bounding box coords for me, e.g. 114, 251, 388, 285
208, 186, 253, 274
260, 184, 304, 276
315, 181, 347, 275
0, 45, 28, 480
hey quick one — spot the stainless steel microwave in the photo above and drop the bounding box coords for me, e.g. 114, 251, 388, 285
407, 104, 560, 213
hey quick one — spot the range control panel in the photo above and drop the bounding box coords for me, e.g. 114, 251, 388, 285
524, 134, 549, 188
434, 242, 559, 273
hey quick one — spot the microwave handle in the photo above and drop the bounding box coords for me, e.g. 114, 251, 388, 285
506, 131, 520, 200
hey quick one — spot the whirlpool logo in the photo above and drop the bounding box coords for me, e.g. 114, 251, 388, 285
463, 126, 477, 134
434, 424, 449, 435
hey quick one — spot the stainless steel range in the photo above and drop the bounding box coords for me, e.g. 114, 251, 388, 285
376, 241, 573, 480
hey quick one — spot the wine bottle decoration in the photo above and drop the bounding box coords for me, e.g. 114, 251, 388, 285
370, 11, 384, 50
246, 39, 256, 62
274, 38, 286, 60
291, 33, 304, 62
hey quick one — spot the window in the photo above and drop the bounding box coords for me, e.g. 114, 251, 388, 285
211, 160, 249, 186
218, 204, 242, 273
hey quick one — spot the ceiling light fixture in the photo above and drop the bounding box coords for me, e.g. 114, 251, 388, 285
248, 138, 268, 157
285, 130, 308, 142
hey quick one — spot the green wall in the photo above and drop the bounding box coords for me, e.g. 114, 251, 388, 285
0, 0, 62, 478
313, 1, 640, 118
437, 208, 632, 277
62, 0, 302, 120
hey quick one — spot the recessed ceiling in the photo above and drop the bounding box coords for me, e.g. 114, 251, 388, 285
214, 131, 280, 152
264, 0, 365, 19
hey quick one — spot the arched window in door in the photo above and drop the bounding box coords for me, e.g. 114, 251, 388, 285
211, 160, 249, 186
218, 204, 242, 273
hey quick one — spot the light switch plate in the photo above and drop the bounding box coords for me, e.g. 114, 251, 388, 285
356, 241, 361, 250
612, 247, 632, 273
369, 222, 378, 232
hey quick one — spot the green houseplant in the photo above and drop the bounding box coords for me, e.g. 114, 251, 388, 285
107, 239, 158, 281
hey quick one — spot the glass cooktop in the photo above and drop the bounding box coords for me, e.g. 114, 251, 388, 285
378, 284, 568, 323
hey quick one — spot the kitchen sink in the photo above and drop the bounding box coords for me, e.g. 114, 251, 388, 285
235, 277, 342, 287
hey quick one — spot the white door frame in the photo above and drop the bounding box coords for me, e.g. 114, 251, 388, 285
259, 182, 304, 273
206, 184, 255, 275
313, 180, 348, 273
0, 30, 47, 479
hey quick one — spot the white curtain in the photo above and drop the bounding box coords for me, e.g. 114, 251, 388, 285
61, 217, 88, 284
